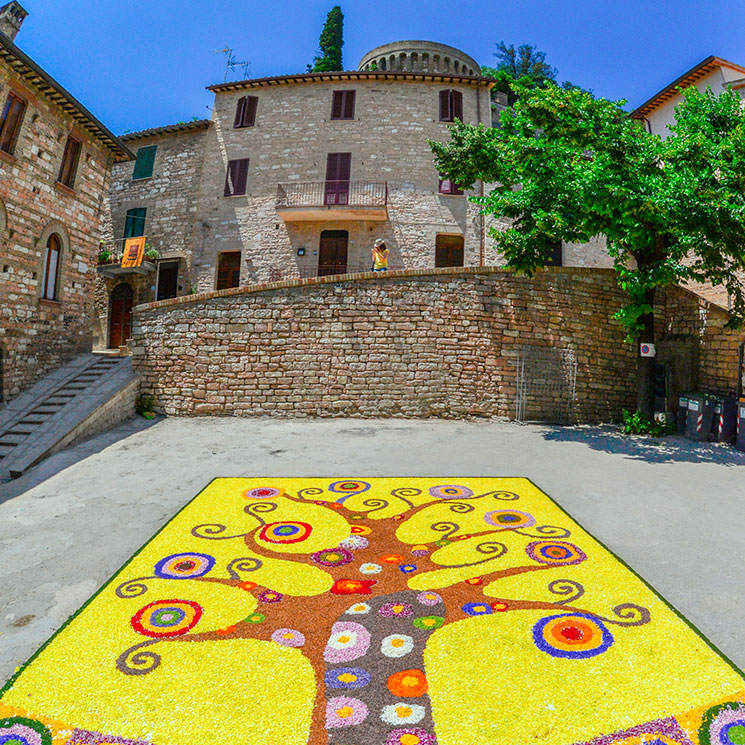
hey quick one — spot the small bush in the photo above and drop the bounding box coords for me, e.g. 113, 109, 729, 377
622, 409, 675, 438
135, 393, 155, 417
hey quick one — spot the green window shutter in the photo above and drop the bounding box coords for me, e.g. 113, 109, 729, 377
132, 145, 157, 180
123, 207, 147, 238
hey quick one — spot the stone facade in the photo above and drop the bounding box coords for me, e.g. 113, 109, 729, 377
129, 267, 743, 422
0, 14, 130, 403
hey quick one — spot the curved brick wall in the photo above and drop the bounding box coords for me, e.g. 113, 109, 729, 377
130, 267, 744, 421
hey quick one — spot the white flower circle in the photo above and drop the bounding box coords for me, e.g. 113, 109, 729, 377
339, 535, 370, 550
381, 702, 426, 726
359, 562, 382, 574
345, 602, 371, 615
380, 633, 414, 658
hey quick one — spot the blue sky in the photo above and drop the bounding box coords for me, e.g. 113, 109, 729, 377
15, 0, 745, 135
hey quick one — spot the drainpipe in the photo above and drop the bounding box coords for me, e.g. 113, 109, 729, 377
477, 79, 485, 266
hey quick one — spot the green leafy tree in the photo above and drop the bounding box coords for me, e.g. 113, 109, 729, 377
429, 82, 745, 417
482, 42, 557, 107
308, 6, 344, 73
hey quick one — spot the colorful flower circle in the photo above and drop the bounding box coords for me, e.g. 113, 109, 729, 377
312, 548, 354, 567
381, 554, 405, 564
0, 717, 52, 745
259, 521, 313, 544
380, 602, 414, 618
462, 602, 493, 616
360, 562, 383, 574
417, 591, 442, 606
387, 669, 428, 697
526, 540, 587, 566
271, 628, 305, 647
381, 633, 415, 658
339, 535, 369, 550
351, 525, 372, 535
491, 602, 509, 612
533, 613, 614, 659
324, 667, 372, 689
611, 736, 687, 745
329, 480, 371, 495
381, 703, 427, 727
258, 590, 283, 603
429, 484, 474, 499
699, 702, 745, 745
244, 612, 265, 624
325, 695, 369, 728
399, 564, 418, 574
345, 602, 371, 615
411, 544, 429, 557
484, 510, 536, 529
243, 486, 284, 500
385, 727, 436, 745
331, 578, 377, 595
412, 615, 444, 630
131, 599, 202, 638
465, 577, 483, 586
324, 621, 371, 663
153, 552, 215, 580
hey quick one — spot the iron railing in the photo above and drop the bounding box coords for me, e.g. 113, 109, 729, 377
277, 180, 388, 209
97, 239, 158, 266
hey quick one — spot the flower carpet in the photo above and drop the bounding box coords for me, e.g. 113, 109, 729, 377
1, 477, 744, 745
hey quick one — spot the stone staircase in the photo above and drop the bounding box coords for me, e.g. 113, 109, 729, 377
0, 353, 138, 480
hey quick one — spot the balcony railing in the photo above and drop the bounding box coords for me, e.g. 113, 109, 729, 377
96, 239, 157, 277
277, 180, 388, 209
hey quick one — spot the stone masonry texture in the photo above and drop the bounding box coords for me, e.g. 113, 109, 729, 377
129, 267, 744, 422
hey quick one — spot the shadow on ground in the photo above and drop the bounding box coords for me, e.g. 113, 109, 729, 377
541, 424, 745, 465
0, 415, 162, 505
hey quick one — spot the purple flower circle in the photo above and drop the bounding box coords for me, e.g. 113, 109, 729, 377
428, 484, 474, 499
270, 628, 305, 647
379, 602, 414, 618
386, 727, 436, 745
311, 547, 354, 567
258, 589, 283, 603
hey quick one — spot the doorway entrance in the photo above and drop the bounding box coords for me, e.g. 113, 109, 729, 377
435, 234, 464, 267
156, 260, 179, 301
324, 153, 351, 205
109, 283, 133, 348
318, 230, 349, 276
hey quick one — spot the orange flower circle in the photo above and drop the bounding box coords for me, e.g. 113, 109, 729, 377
380, 554, 404, 565
491, 602, 509, 612
238, 581, 258, 592
387, 668, 428, 697
465, 577, 483, 586
351, 525, 372, 535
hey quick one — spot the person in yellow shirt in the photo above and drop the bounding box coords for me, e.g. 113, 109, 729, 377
372, 238, 389, 272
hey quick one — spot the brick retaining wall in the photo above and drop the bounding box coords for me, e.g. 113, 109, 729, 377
131, 266, 742, 422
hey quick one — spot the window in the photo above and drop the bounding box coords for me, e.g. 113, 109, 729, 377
132, 145, 157, 180
41, 233, 62, 300
325, 152, 351, 205
439, 89, 463, 123
216, 251, 241, 290
224, 158, 249, 196
57, 135, 81, 188
0, 92, 25, 154
435, 234, 464, 267
546, 240, 563, 267
331, 90, 355, 120
123, 207, 147, 239
156, 260, 179, 300
438, 175, 463, 196
233, 96, 257, 128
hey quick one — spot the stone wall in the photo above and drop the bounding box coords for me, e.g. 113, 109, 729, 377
0, 63, 118, 402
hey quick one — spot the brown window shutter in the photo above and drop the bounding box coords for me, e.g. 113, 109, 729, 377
439, 90, 450, 122
331, 91, 343, 120
0, 93, 25, 153
343, 90, 355, 119
224, 159, 249, 196
234, 97, 246, 128
244, 96, 258, 126
224, 160, 236, 196
452, 91, 463, 121
236, 158, 249, 194
58, 136, 81, 188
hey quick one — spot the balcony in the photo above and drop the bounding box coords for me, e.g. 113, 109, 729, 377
96, 239, 157, 278
276, 180, 388, 221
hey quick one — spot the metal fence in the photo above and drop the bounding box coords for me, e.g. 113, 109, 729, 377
277, 181, 388, 208
515, 346, 578, 424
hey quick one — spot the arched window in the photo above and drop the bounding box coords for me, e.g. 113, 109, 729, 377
41, 233, 61, 300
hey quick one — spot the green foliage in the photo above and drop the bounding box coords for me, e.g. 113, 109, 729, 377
135, 393, 155, 417
495, 41, 557, 83
429, 82, 745, 340
622, 409, 675, 437
308, 6, 344, 72
97, 246, 112, 265
144, 247, 159, 261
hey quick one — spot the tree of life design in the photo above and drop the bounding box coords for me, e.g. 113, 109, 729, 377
113, 482, 651, 745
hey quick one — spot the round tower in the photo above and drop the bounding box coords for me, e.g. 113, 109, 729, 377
358, 40, 481, 76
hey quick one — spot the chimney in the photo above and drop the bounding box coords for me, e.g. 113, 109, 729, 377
0, 1, 27, 42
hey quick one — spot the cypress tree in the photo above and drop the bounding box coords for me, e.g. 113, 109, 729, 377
308, 6, 344, 72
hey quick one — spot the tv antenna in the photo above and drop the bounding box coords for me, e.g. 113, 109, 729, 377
214, 46, 251, 82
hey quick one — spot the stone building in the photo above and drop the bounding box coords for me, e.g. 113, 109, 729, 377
0, 2, 131, 403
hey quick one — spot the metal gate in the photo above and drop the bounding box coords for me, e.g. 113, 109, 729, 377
515, 346, 577, 424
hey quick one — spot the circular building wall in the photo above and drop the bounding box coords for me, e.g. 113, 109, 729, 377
358, 40, 481, 76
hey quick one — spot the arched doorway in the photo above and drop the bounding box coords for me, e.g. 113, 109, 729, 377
109, 283, 134, 349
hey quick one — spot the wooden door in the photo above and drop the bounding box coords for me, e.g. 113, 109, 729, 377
324, 153, 351, 205
109, 284, 133, 348
156, 260, 179, 300
318, 230, 348, 276
435, 234, 464, 267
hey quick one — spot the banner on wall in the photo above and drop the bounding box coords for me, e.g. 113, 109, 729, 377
121, 236, 146, 268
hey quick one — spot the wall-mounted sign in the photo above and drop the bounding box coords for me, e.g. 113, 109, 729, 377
640, 343, 656, 358
121, 236, 146, 268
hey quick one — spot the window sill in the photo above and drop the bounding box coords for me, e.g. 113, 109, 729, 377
0, 149, 16, 165
39, 297, 61, 307
233, 125, 256, 130
438, 192, 465, 197
54, 181, 76, 196
132, 175, 153, 182
223, 193, 247, 198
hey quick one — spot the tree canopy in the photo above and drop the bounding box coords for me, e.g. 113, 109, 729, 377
482, 42, 558, 107
429, 82, 745, 415
308, 6, 344, 73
